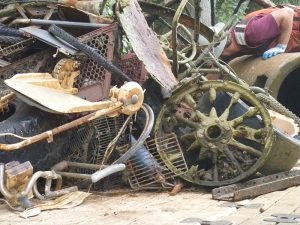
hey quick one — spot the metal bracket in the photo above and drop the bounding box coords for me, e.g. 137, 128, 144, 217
263, 213, 300, 223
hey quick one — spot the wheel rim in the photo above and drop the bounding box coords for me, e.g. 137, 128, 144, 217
155, 80, 274, 186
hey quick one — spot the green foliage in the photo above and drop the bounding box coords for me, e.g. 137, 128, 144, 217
215, 0, 248, 24
121, 35, 133, 55
102, 0, 116, 17
216, 0, 300, 24
272, 0, 300, 4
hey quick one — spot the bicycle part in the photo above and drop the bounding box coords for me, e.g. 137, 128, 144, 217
48, 24, 132, 83
155, 79, 274, 186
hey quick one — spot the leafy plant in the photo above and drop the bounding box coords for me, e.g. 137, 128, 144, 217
215, 0, 248, 23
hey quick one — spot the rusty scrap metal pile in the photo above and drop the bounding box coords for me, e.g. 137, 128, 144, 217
0, 0, 299, 212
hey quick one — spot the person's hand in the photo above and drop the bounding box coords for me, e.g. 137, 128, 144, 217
262, 44, 287, 60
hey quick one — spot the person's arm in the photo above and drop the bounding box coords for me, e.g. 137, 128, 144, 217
262, 8, 293, 59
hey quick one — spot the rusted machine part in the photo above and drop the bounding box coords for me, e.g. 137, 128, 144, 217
53, 58, 81, 90
0, 81, 143, 150
228, 53, 300, 100
171, 0, 188, 76
138, 1, 214, 42
118, 0, 178, 93
212, 169, 300, 201
155, 78, 275, 186
0, 101, 121, 150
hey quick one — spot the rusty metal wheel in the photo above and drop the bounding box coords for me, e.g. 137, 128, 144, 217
155, 79, 274, 186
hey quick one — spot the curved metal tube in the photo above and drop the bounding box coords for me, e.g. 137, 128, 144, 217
113, 103, 155, 164
51, 160, 109, 171
0, 163, 13, 199
91, 164, 126, 183
22, 171, 59, 196
172, 0, 188, 76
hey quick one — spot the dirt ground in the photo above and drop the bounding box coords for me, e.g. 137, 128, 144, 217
1, 161, 300, 225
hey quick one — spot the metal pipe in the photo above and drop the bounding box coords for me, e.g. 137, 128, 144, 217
0, 163, 13, 199
249, 86, 266, 94
91, 164, 126, 183
171, 0, 188, 77
54, 171, 92, 179
51, 160, 109, 171
0, 101, 123, 150
33, 182, 44, 200
12, 19, 110, 29
45, 186, 78, 199
22, 171, 56, 196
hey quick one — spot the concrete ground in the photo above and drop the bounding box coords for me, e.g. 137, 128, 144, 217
1, 161, 300, 225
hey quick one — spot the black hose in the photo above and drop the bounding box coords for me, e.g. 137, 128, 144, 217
48, 25, 132, 82
0, 35, 25, 45
0, 26, 24, 38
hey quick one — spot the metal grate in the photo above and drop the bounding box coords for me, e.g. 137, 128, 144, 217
0, 24, 117, 100
0, 38, 34, 58
118, 53, 147, 86
44, 24, 117, 101
63, 115, 126, 191
118, 133, 188, 190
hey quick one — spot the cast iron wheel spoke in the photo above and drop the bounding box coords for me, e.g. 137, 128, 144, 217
212, 153, 219, 181
223, 145, 244, 174
209, 107, 218, 118
186, 139, 201, 152
219, 92, 240, 121
229, 107, 260, 127
192, 110, 207, 122
232, 126, 263, 144
228, 138, 262, 158
174, 114, 198, 129
198, 146, 209, 160
209, 87, 217, 103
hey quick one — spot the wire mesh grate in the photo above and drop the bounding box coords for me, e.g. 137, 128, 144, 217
117, 133, 187, 190
63, 115, 126, 191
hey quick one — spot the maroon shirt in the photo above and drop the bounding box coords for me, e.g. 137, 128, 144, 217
221, 13, 281, 62
244, 13, 280, 47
